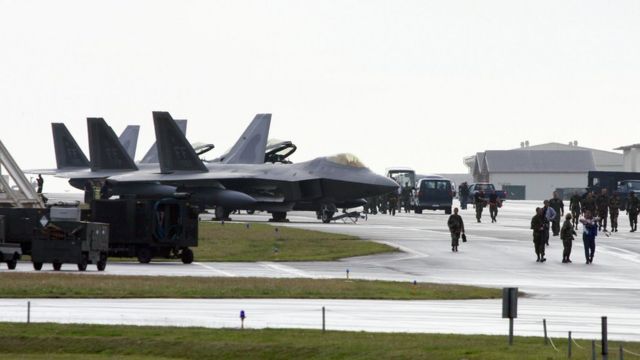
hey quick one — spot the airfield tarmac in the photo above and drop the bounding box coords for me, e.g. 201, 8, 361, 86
4, 200, 640, 340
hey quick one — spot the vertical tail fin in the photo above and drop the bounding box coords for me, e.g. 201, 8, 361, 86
140, 119, 187, 164
87, 118, 138, 171
153, 112, 208, 173
51, 123, 90, 169
217, 113, 271, 164
118, 125, 140, 160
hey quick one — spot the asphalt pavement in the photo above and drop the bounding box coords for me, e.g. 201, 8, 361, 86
4, 199, 640, 340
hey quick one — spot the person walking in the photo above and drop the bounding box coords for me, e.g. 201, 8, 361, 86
474, 190, 485, 223
531, 207, 546, 262
447, 207, 465, 252
570, 191, 582, 230
561, 213, 576, 263
609, 193, 621, 232
459, 182, 470, 210
541, 200, 556, 246
549, 191, 564, 236
596, 189, 609, 231
628, 192, 639, 232
488, 190, 500, 223
580, 210, 599, 264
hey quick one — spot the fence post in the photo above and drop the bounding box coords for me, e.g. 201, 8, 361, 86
543, 319, 548, 345
322, 306, 325, 332
602, 316, 608, 360
620, 346, 624, 360
27, 301, 31, 324
591, 340, 596, 360
568, 331, 572, 358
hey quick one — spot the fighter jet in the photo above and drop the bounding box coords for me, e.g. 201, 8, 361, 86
102, 112, 398, 222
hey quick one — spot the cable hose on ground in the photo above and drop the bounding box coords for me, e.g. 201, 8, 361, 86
548, 337, 559, 352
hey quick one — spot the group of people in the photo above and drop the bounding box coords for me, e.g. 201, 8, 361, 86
569, 189, 639, 233
532, 189, 640, 265
364, 183, 413, 216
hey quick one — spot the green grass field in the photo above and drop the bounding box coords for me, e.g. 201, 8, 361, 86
194, 222, 396, 261
0, 323, 631, 359
0, 273, 500, 300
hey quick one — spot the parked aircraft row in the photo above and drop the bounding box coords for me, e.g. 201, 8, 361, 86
32, 112, 398, 222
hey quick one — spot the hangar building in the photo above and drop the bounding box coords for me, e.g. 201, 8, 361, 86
464, 142, 623, 200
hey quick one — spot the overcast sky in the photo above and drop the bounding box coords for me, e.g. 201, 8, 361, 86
2, 0, 640, 190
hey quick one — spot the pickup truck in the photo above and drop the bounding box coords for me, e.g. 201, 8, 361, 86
467, 183, 507, 201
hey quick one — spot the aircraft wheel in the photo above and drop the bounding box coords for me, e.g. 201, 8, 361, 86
77, 255, 88, 271
445, 207, 452, 215
321, 210, 334, 224
33, 262, 43, 271
415, 209, 423, 214
53, 262, 62, 271
181, 248, 194, 264
137, 247, 152, 264
97, 254, 107, 271
6, 260, 17, 270
246, 210, 255, 215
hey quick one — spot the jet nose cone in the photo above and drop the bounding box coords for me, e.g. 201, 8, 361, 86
374, 174, 400, 193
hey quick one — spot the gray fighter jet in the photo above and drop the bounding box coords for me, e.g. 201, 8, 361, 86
38, 112, 397, 222
103, 112, 398, 222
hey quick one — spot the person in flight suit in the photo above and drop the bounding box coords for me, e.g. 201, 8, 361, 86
447, 207, 465, 252
531, 207, 546, 262
488, 190, 500, 223
549, 191, 564, 236
628, 192, 639, 232
569, 191, 582, 230
474, 190, 485, 223
609, 193, 621, 232
596, 189, 609, 231
561, 213, 577, 263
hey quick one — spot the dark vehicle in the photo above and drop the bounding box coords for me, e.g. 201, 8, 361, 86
616, 180, 640, 210
468, 183, 507, 201
0, 214, 21, 270
91, 197, 199, 264
588, 171, 640, 194
31, 221, 109, 271
412, 176, 454, 214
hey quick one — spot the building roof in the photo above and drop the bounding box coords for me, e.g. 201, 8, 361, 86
615, 143, 640, 151
483, 150, 595, 173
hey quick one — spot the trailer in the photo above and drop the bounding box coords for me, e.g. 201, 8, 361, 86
91, 197, 198, 264
0, 214, 22, 269
31, 220, 109, 271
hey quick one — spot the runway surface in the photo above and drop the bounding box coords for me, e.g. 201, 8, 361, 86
4, 199, 640, 340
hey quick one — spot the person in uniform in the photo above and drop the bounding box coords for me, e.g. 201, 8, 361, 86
569, 191, 582, 230
596, 189, 609, 231
561, 213, 577, 263
580, 210, 599, 264
474, 190, 485, 223
541, 200, 556, 246
582, 191, 596, 216
459, 182, 470, 210
549, 191, 564, 236
488, 190, 499, 223
401, 183, 411, 213
609, 193, 621, 232
628, 192, 639, 232
531, 207, 546, 262
447, 207, 465, 252
388, 191, 398, 216
36, 174, 44, 194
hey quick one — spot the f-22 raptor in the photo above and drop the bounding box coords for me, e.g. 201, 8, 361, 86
47, 112, 398, 223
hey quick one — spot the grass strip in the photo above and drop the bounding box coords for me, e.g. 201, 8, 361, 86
0, 322, 633, 359
0, 273, 500, 300
194, 222, 397, 261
